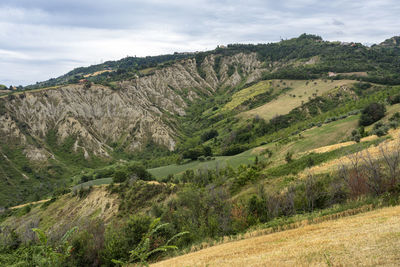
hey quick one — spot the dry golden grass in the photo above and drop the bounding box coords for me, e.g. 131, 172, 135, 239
310, 141, 356, 154
152, 205, 400, 267
309, 135, 378, 154
3, 186, 119, 233
83, 70, 112, 77
302, 129, 400, 176
240, 79, 356, 121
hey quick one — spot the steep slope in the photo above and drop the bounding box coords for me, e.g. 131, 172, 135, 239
0, 52, 264, 206
0, 52, 263, 156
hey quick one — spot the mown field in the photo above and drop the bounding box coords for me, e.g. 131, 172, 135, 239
239, 79, 356, 120
152, 205, 400, 267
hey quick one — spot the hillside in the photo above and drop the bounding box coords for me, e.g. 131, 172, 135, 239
152, 205, 400, 266
2, 34, 400, 266
0, 52, 264, 206
2, 34, 400, 207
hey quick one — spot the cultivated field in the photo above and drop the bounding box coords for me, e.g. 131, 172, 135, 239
240, 79, 356, 120
153, 205, 400, 266
222, 80, 273, 111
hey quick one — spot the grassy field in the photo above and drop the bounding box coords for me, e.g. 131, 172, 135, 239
222, 80, 273, 111
240, 79, 356, 120
152, 205, 400, 266
149, 115, 360, 179
249, 115, 360, 168
149, 149, 258, 179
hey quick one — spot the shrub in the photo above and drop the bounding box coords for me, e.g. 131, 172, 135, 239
203, 146, 212, 157
285, 151, 293, 163
111, 218, 188, 266
221, 144, 248, 156
182, 148, 203, 160
389, 112, 400, 122
127, 163, 153, 181
372, 122, 389, 137
78, 186, 93, 199
387, 94, 400, 105
113, 170, 127, 183
84, 80, 92, 89
201, 129, 218, 142
103, 215, 152, 264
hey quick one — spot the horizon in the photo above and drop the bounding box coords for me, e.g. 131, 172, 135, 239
2, 34, 396, 88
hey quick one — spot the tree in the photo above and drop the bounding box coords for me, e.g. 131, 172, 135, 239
359, 102, 386, 126
127, 163, 153, 180
182, 148, 203, 160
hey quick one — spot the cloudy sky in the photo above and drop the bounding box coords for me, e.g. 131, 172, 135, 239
0, 0, 399, 86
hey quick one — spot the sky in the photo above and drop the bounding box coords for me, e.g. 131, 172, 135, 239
0, 0, 399, 86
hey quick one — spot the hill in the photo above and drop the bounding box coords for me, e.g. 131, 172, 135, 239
152, 205, 400, 266
2, 34, 400, 266
2, 34, 400, 207
378, 36, 400, 48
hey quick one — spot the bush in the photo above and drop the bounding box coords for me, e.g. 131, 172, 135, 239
387, 94, 400, 105
203, 146, 212, 157
221, 144, 248, 156
78, 186, 93, 199
359, 102, 386, 126
127, 163, 153, 181
201, 129, 218, 142
182, 147, 205, 160
113, 170, 127, 183
285, 151, 293, 163
103, 215, 152, 265
372, 122, 389, 137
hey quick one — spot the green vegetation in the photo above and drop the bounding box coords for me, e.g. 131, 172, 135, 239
3, 34, 400, 266
222, 80, 273, 111
359, 102, 386, 126
25, 53, 194, 90
112, 218, 188, 266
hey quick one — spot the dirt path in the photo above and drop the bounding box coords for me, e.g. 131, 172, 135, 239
152, 205, 400, 266
9, 199, 50, 210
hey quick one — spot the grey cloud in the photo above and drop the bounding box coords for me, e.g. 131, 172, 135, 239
1, 0, 400, 86
333, 19, 344, 26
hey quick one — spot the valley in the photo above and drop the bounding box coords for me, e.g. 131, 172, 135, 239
2, 34, 400, 266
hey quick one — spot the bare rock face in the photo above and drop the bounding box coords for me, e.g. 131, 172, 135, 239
0, 52, 265, 161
